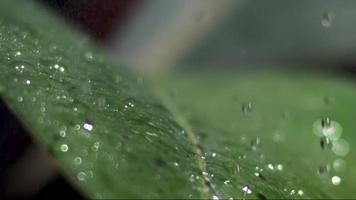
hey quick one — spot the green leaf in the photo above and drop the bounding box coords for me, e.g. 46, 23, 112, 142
0, 0, 355, 199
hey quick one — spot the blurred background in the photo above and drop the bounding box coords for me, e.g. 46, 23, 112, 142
37, 0, 356, 74
2, 0, 356, 198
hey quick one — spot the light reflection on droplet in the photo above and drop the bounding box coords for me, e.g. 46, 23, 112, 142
92, 142, 100, 152
83, 121, 94, 132
59, 130, 66, 137
277, 164, 283, 171
17, 96, 23, 102
331, 176, 341, 185
242, 185, 252, 194
321, 11, 335, 28
297, 190, 304, 196
77, 171, 87, 181
267, 164, 274, 170
251, 137, 261, 151
73, 157, 82, 165
313, 118, 342, 140
332, 139, 349, 156
333, 158, 346, 172
213, 195, 220, 200
223, 180, 230, 185
25, 80, 31, 85
60, 144, 68, 152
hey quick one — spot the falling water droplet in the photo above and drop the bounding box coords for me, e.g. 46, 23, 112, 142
321, 11, 335, 28
251, 137, 261, 151
321, 117, 331, 128
318, 165, 330, 177
320, 136, 333, 150
242, 102, 253, 115
331, 176, 341, 185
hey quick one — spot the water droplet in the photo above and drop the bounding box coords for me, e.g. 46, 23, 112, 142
59, 130, 66, 138
242, 102, 253, 115
267, 163, 274, 170
321, 11, 335, 28
276, 164, 283, 171
25, 80, 31, 85
297, 190, 304, 196
321, 117, 331, 128
251, 137, 261, 151
17, 96, 23, 102
84, 51, 94, 61
83, 121, 94, 132
92, 141, 100, 152
213, 195, 220, 200
173, 162, 179, 167
318, 165, 330, 177
14, 51, 21, 56
320, 136, 333, 150
212, 152, 216, 157
333, 158, 346, 172
332, 139, 349, 156
60, 144, 69, 152
242, 185, 252, 195
77, 171, 87, 181
73, 157, 82, 165
223, 180, 230, 185
59, 67, 65, 72
74, 124, 81, 130
313, 118, 342, 140
331, 175, 341, 185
